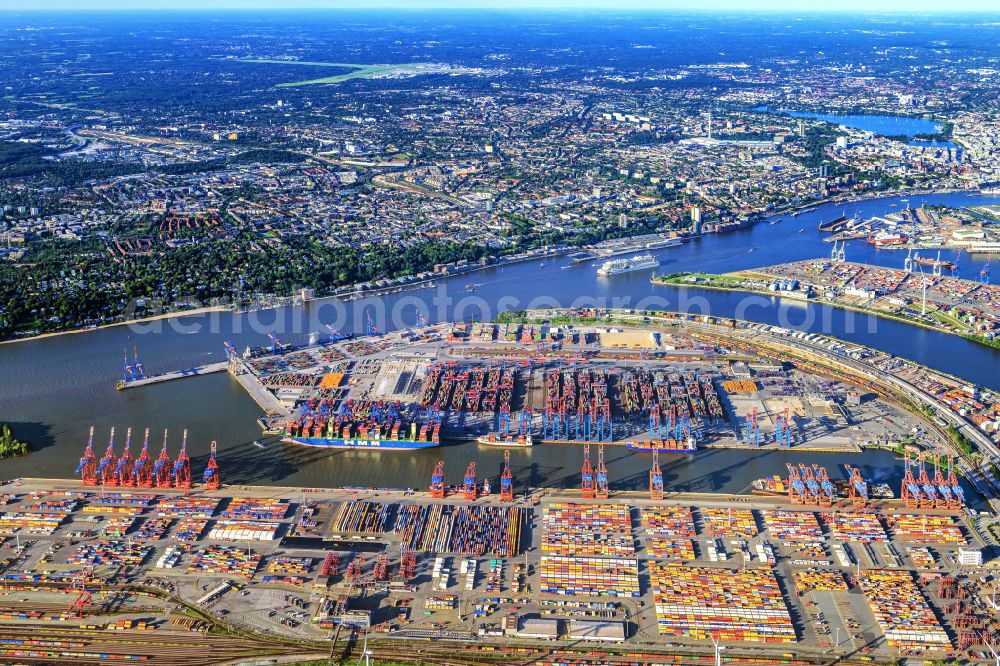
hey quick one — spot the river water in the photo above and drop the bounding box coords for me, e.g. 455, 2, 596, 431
1, 192, 997, 498
753, 108, 943, 138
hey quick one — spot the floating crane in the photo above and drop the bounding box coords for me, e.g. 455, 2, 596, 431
429, 460, 445, 499
843, 464, 869, 508
152, 430, 172, 488
499, 450, 514, 502
650, 448, 664, 500
172, 429, 192, 490
96, 428, 118, 487
113, 427, 135, 487
900, 452, 922, 509
76, 426, 98, 486
223, 341, 237, 361
595, 443, 609, 499
581, 444, 595, 499
462, 462, 478, 500
203, 440, 220, 491
133, 428, 153, 488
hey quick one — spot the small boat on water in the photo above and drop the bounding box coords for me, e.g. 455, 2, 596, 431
252, 440, 266, 450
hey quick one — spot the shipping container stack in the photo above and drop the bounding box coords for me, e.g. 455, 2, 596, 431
761, 509, 822, 542
187, 545, 261, 580
701, 507, 760, 539
791, 569, 847, 593
649, 562, 796, 643
858, 569, 952, 653
884, 513, 967, 545
822, 511, 887, 543
330, 500, 396, 534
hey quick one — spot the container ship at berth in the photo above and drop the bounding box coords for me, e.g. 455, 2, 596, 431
626, 438, 697, 453
597, 253, 660, 276
282, 418, 441, 450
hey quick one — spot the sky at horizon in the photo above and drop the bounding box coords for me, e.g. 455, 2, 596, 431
1, 1, 999, 12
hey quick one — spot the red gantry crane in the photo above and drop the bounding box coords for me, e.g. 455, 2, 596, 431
901, 452, 922, 509
500, 449, 514, 502
429, 460, 446, 499
843, 464, 869, 508
203, 440, 220, 491
786, 463, 807, 505
595, 443, 609, 499
916, 453, 939, 509
463, 462, 478, 500
114, 427, 135, 487
67, 568, 94, 618
650, 448, 664, 500
97, 427, 118, 487
581, 444, 595, 499
76, 426, 98, 486
172, 429, 192, 490
133, 428, 153, 488
153, 430, 172, 488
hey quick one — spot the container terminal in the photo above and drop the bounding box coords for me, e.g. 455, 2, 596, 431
4, 311, 998, 665
157, 313, 976, 457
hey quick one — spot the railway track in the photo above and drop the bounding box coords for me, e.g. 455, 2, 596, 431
0, 623, 317, 665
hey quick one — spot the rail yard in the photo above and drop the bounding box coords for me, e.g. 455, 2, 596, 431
5, 311, 1000, 665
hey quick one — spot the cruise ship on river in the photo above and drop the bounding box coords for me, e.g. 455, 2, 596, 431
596, 253, 660, 276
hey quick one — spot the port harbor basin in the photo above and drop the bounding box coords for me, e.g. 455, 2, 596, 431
0, 191, 998, 493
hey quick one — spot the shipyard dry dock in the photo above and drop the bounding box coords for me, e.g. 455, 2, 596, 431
0, 476, 996, 665
226, 317, 923, 454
